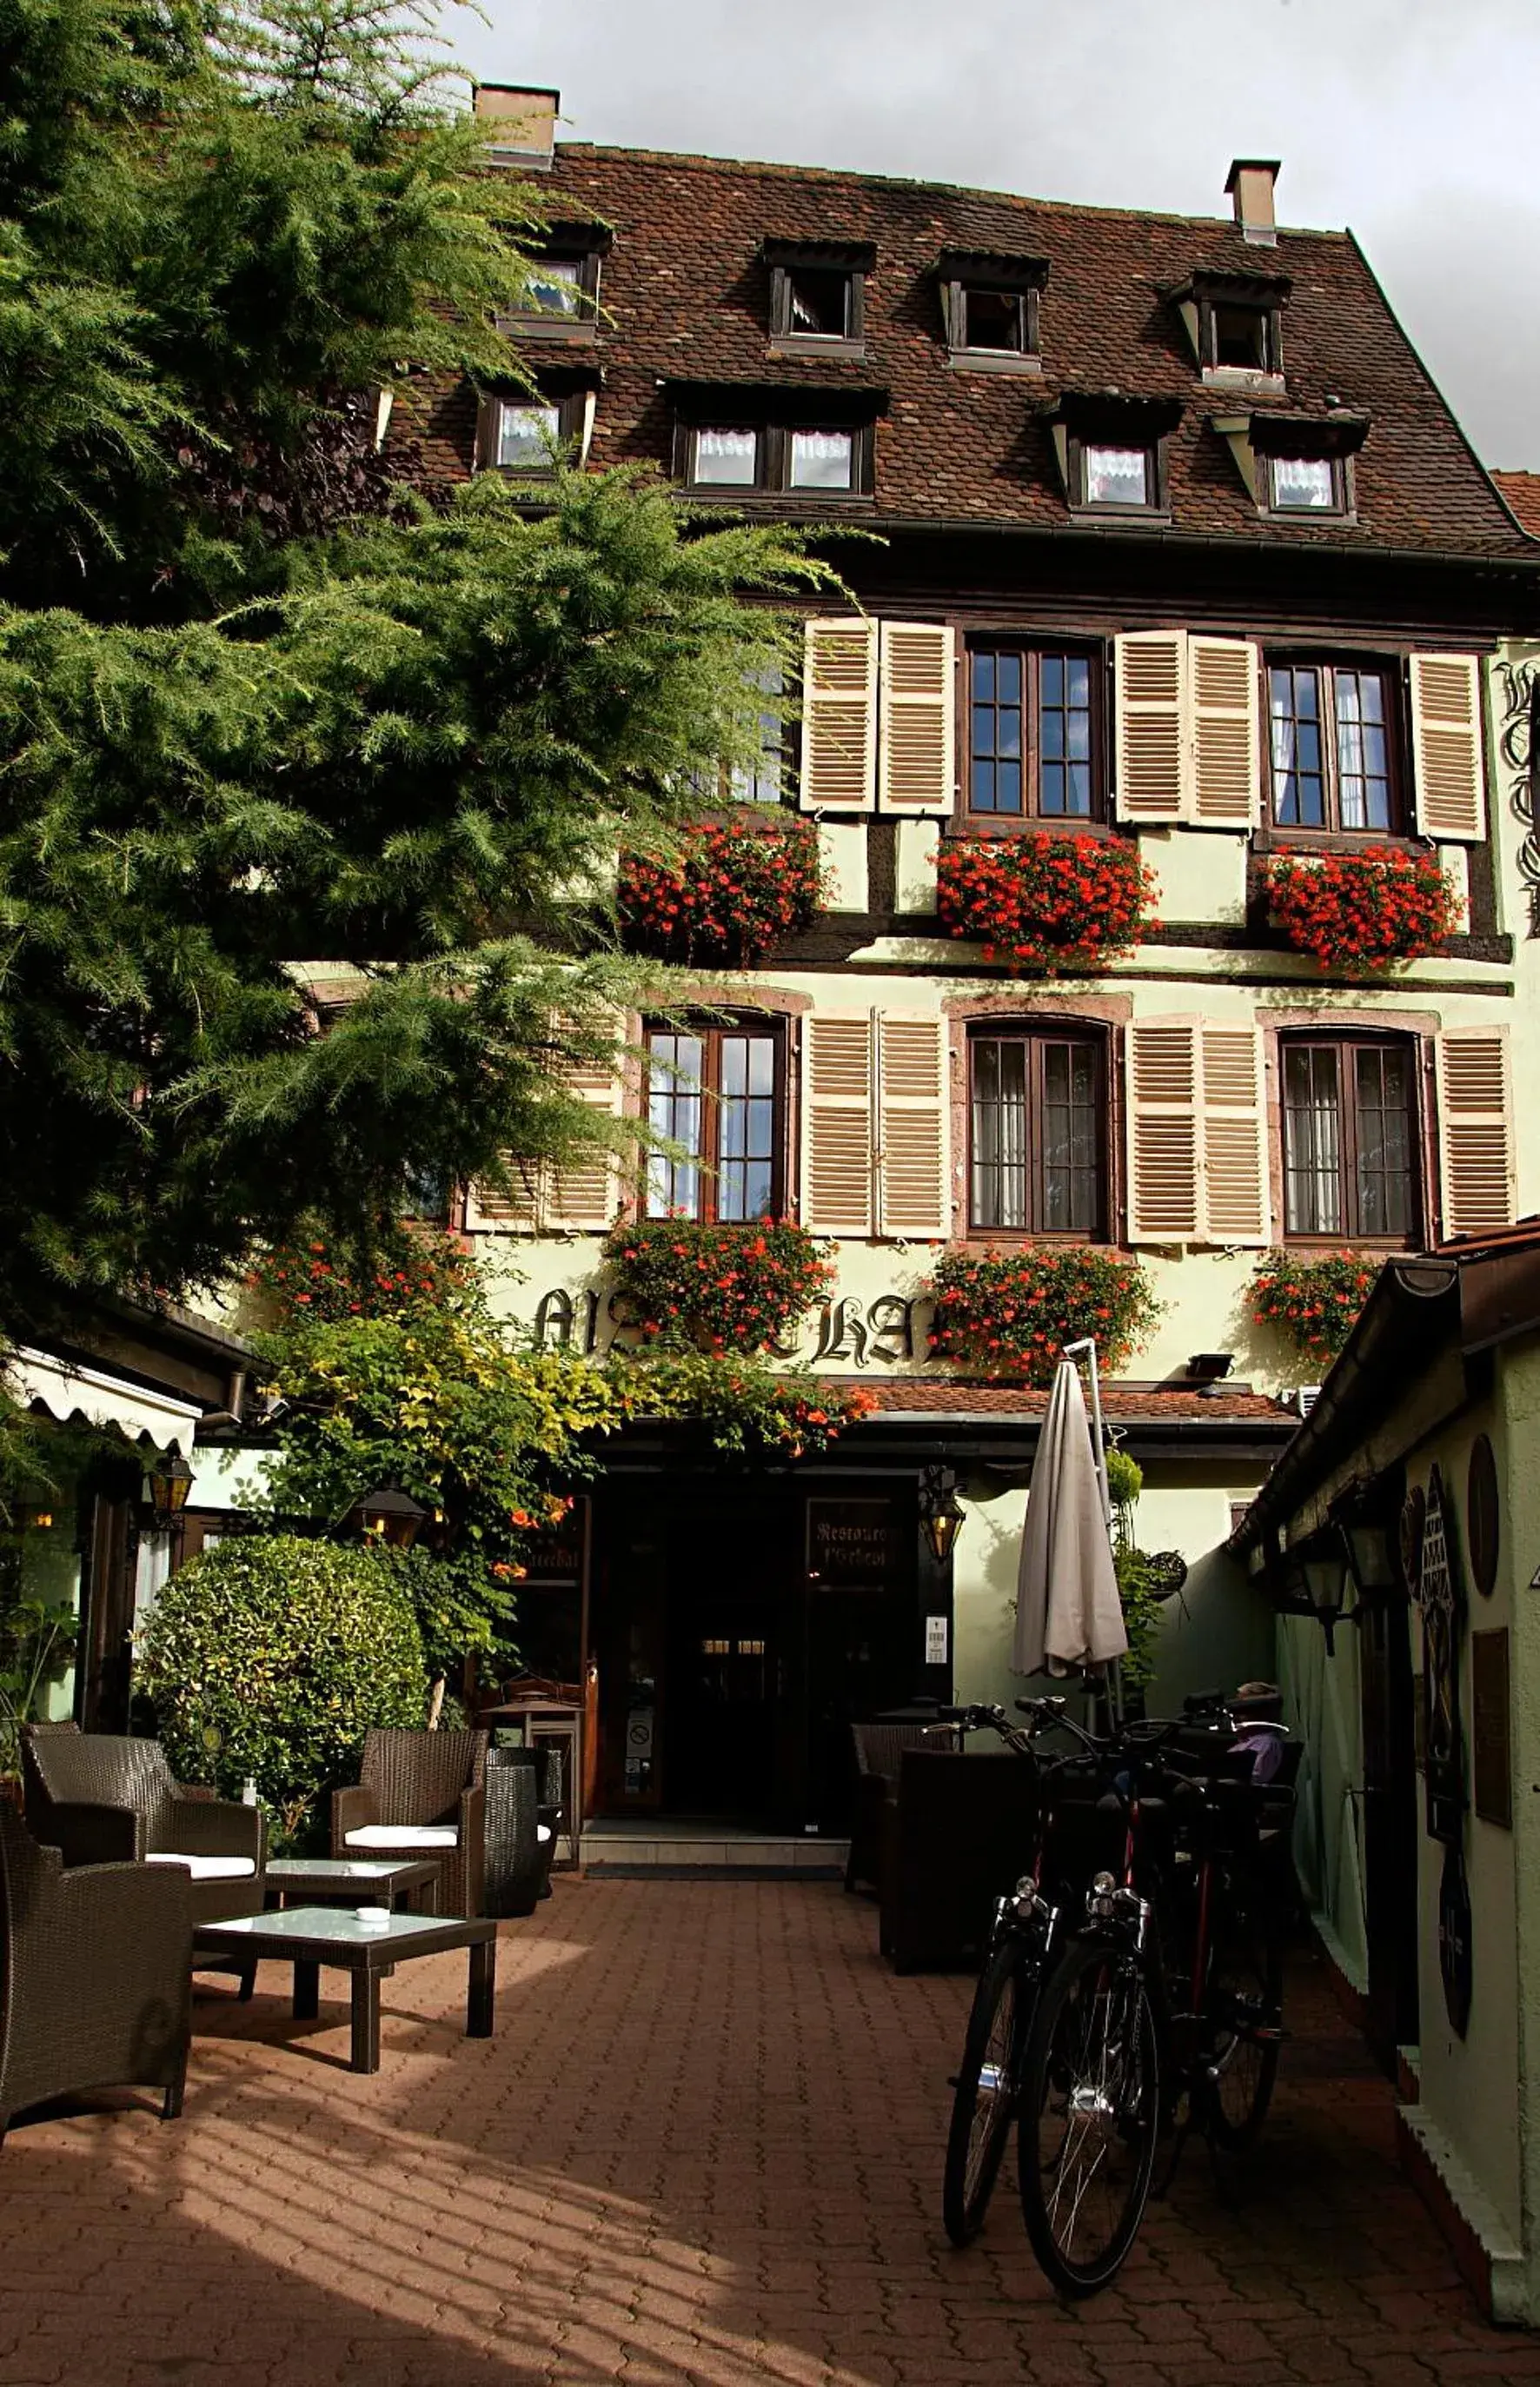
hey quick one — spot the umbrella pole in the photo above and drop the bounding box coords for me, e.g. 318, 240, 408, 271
1065, 1336, 1124, 1728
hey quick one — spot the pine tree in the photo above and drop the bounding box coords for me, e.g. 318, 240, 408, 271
0, 3, 827, 1333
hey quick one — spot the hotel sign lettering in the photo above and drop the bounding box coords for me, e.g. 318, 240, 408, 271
807, 1498, 905, 1587
532, 1288, 928, 1367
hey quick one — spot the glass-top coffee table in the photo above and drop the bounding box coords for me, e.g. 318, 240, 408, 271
192, 1905, 498, 2073
264, 1857, 440, 1912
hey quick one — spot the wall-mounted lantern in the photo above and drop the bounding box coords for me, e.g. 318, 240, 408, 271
919, 1464, 966, 1566
348, 1484, 428, 1551
146, 1451, 195, 1533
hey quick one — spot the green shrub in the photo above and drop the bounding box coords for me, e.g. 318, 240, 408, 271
137, 1535, 429, 1850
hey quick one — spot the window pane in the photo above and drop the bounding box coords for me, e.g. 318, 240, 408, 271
694, 428, 758, 486
969, 648, 1024, 815
1283, 1046, 1342, 1235
1354, 1046, 1413, 1236
970, 1040, 1028, 1229
1334, 670, 1391, 832
1084, 446, 1150, 507
789, 429, 855, 489
787, 268, 850, 337
646, 1033, 705, 1218
497, 402, 560, 469
1212, 303, 1269, 369
528, 258, 582, 316
1270, 664, 1326, 828
729, 662, 785, 803
716, 1034, 777, 1221
1039, 651, 1094, 817
1040, 1040, 1099, 1231
1271, 455, 1336, 511
961, 287, 1024, 350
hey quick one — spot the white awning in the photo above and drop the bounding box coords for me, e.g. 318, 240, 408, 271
9, 1346, 201, 1451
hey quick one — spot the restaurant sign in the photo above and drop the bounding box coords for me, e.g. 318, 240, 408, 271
806, 1498, 906, 1588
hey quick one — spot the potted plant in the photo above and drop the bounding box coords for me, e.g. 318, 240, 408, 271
0, 1594, 78, 1803
1258, 847, 1454, 972
619, 818, 824, 966
926, 1246, 1161, 1384
1250, 1248, 1379, 1367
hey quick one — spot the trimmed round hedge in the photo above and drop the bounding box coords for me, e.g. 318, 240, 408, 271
138, 1534, 428, 1849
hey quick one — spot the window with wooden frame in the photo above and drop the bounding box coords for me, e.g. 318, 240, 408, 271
644, 1021, 784, 1221
1204, 298, 1279, 376
1074, 439, 1160, 511
505, 246, 603, 338
1265, 656, 1402, 834
480, 391, 590, 474
694, 663, 788, 807
968, 1027, 1107, 1236
1263, 452, 1348, 516
763, 240, 873, 352
937, 249, 1047, 369
682, 421, 873, 497
1280, 1034, 1419, 1242
966, 642, 1105, 821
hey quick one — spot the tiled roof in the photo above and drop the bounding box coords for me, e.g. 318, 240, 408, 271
1491, 471, 1540, 539
843, 1379, 1298, 1424
406, 143, 1533, 561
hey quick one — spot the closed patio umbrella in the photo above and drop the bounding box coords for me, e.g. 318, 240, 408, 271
1012, 1356, 1127, 1678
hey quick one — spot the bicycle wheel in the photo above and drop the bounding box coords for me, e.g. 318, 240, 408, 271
1018, 1935, 1161, 2297
943, 1939, 1026, 2246
1203, 1921, 1283, 2154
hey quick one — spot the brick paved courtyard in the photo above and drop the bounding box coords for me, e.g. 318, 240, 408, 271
1, 1878, 1538, 2387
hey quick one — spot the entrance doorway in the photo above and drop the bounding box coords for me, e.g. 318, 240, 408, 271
592, 1474, 928, 1830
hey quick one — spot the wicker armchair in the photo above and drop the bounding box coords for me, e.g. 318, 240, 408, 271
22, 1729, 266, 1925
483, 1746, 559, 1913
331, 1728, 488, 1917
845, 1720, 959, 1895
0, 1806, 192, 2146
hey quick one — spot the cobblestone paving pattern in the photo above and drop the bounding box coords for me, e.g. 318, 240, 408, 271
1, 1878, 1537, 2386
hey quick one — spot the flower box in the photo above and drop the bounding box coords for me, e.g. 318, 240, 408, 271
936, 832, 1157, 974
1250, 1249, 1378, 1367
925, 1245, 1160, 1384
1258, 847, 1454, 972
619, 818, 823, 967
602, 1217, 833, 1353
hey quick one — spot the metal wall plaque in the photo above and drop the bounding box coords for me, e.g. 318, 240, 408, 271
1417, 1464, 1467, 1846
1471, 1627, 1513, 1829
1467, 1435, 1499, 1599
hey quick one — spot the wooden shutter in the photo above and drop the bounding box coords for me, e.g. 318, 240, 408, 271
799, 617, 878, 814
1198, 1025, 1269, 1245
544, 1046, 626, 1232
801, 1014, 876, 1235
1189, 637, 1260, 828
877, 622, 955, 815
464, 1165, 541, 1234
1437, 1029, 1515, 1238
1114, 631, 1187, 821
876, 1016, 950, 1240
1125, 1021, 1200, 1240
1411, 653, 1487, 842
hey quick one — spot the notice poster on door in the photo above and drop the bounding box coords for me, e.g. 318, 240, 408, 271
807, 1498, 904, 1589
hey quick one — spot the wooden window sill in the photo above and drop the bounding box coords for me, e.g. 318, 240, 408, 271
766, 336, 866, 363
500, 318, 601, 344
945, 349, 1043, 376
948, 814, 1116, 839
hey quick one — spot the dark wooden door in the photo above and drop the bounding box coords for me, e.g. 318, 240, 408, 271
800, 1486, 919, 1832
76, 1466, 141, 1732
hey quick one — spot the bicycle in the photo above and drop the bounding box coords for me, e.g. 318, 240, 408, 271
1014, 1699, 1293, 2297
938, 1697, 1118, 2248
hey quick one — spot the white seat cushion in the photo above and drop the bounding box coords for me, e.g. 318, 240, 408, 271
146, 1852, 257, 1883
537, 1825, 553, 1845
344, 1825, 458, 1850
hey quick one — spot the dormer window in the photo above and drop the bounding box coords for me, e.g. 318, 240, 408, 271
475, 372, 598, 475
937, 249, 1047, 375
501, 221, 609, 342
667, 379, 882, 500
1171, 269, 1290, 384
498, 402, 560, 469
1052, 394, 1179, 517
763, 239, 873, 357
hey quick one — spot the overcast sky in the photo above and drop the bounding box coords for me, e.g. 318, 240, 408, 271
452, 0, 1540, 469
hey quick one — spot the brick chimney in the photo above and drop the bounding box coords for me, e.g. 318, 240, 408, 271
474, 83, 559, 170
1225, 158, 1280, 247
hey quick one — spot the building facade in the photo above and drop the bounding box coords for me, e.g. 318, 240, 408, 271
395, 92, 1540, 1832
